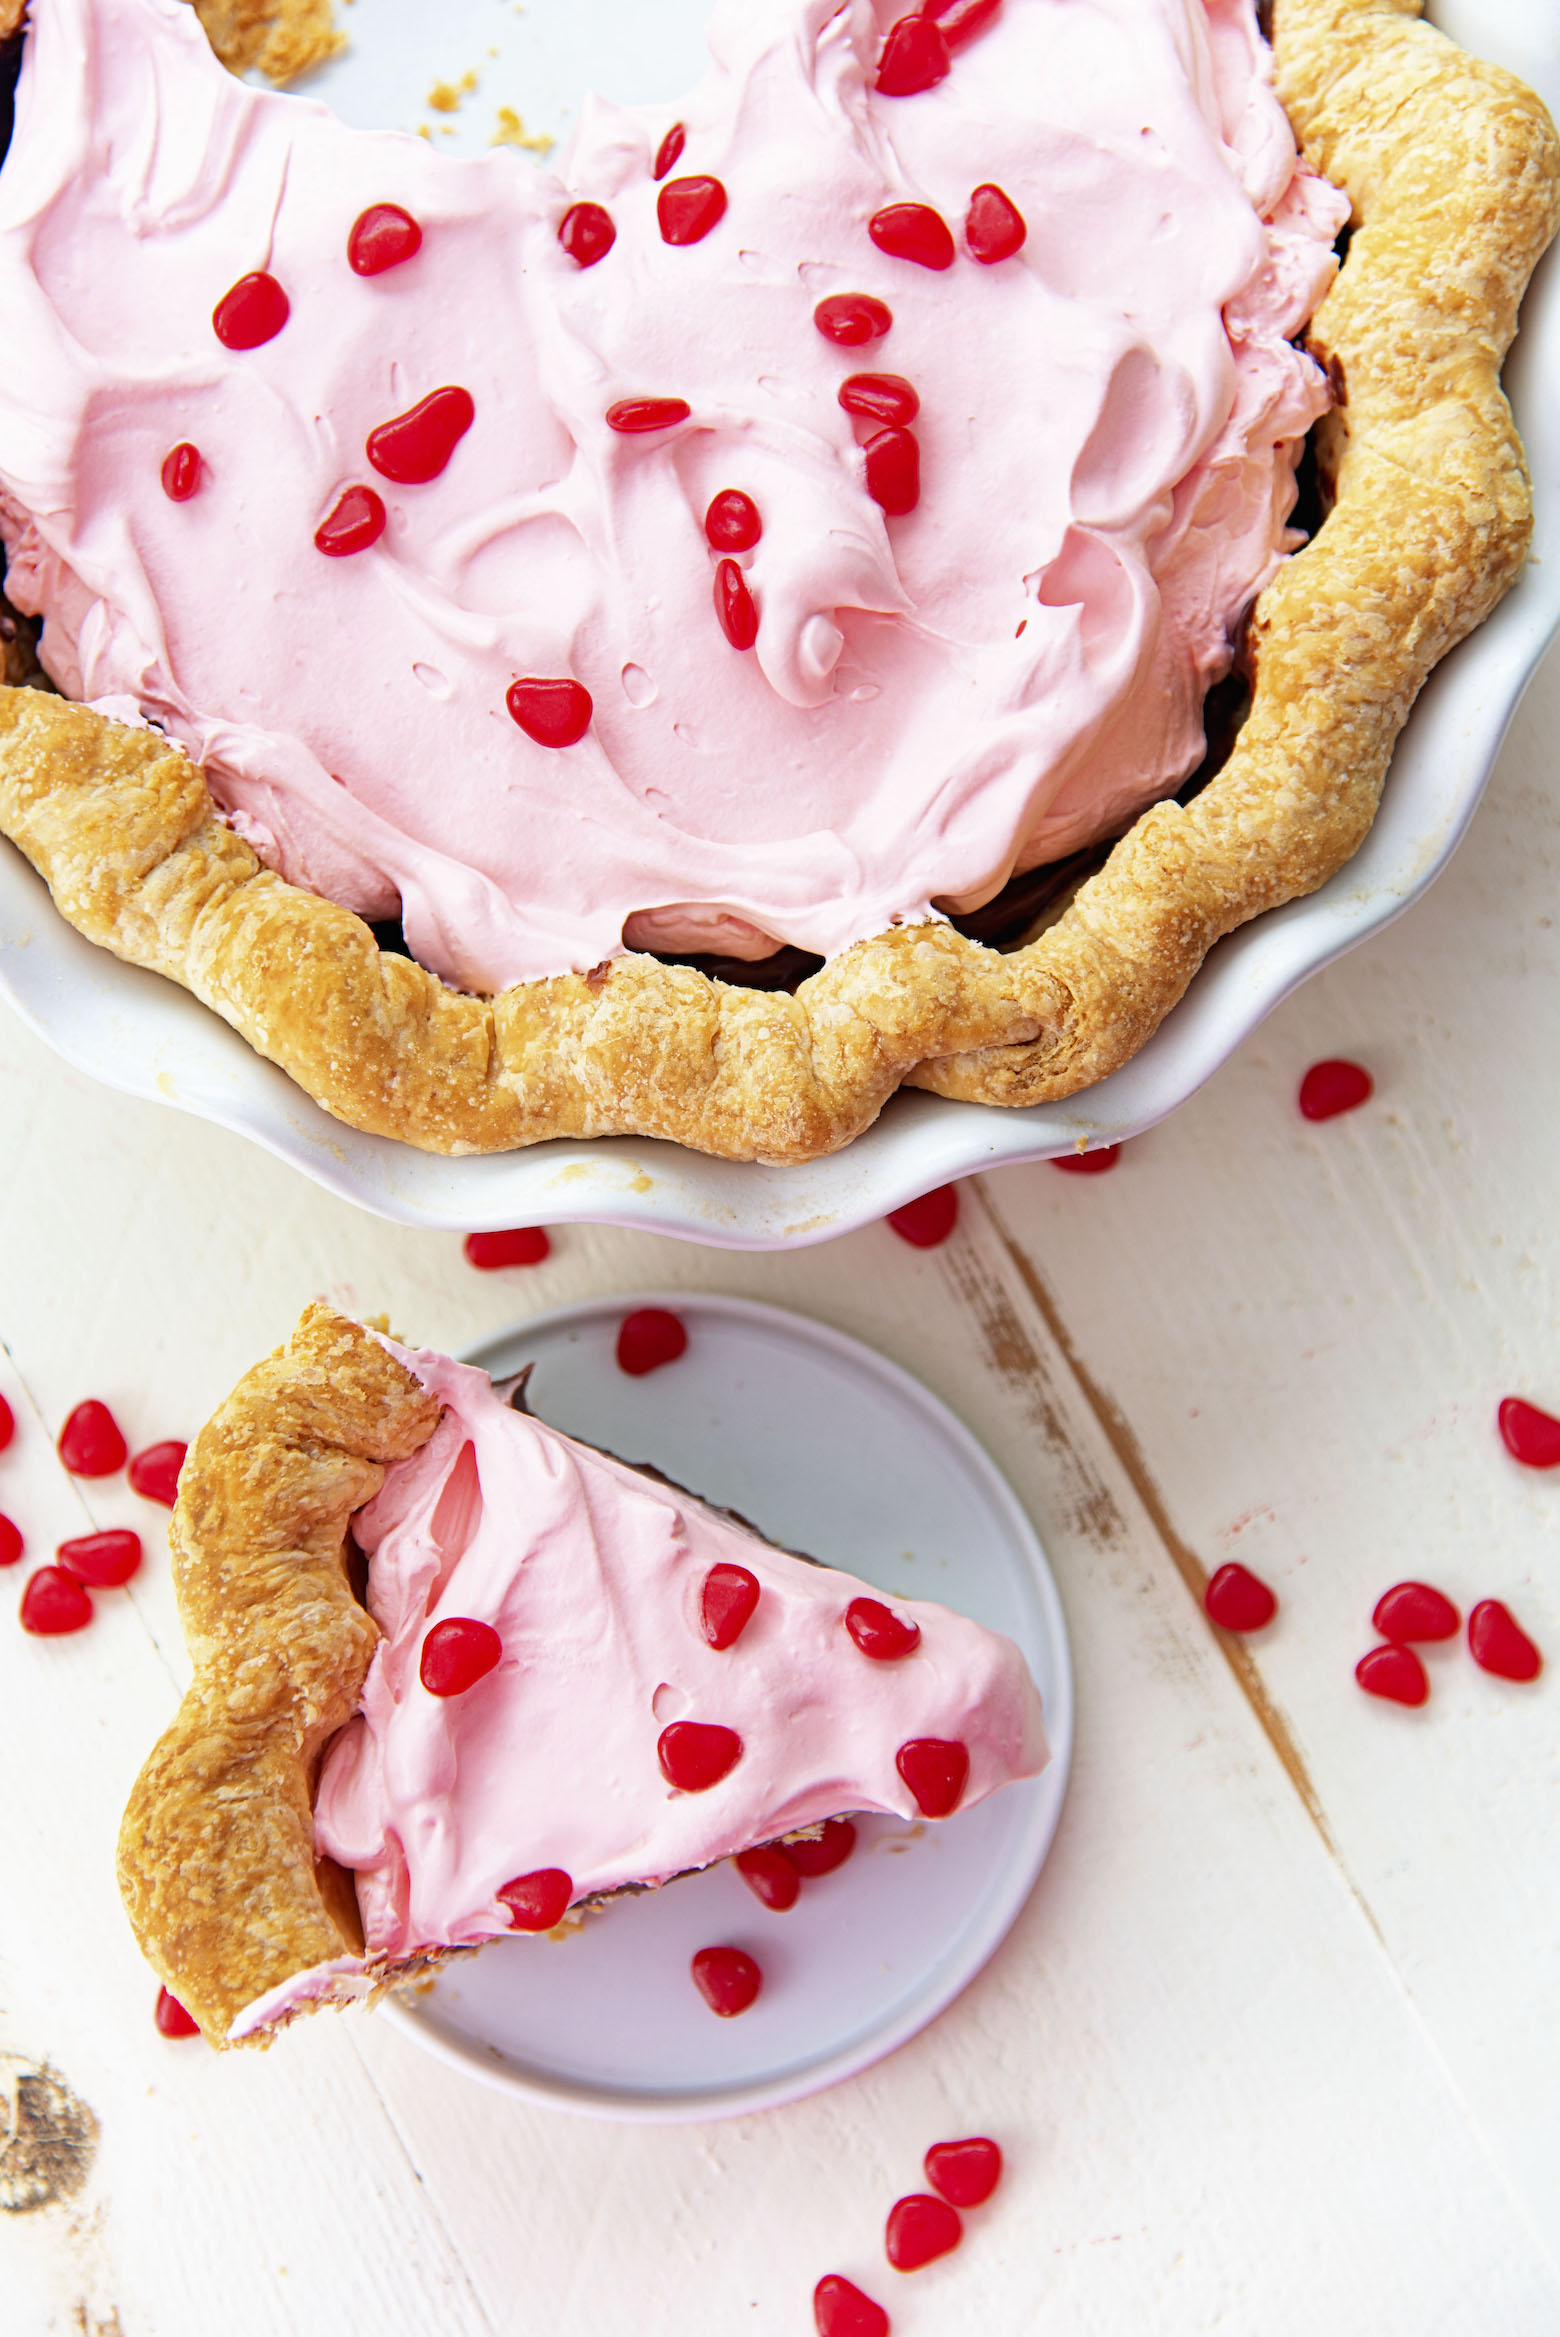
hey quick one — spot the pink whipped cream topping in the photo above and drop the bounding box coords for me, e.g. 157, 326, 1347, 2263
307, 1340, 1048, 1968
0, 0, 1346, 984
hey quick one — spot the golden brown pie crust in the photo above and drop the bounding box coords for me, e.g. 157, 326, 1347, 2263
0, 0, 340, 74
116, 1305, 443, 2046
2, 0, 1556, 1162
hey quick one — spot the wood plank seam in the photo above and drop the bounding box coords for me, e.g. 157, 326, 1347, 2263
961, 1176, 1560, 2281
961, 1181, 1364, 1911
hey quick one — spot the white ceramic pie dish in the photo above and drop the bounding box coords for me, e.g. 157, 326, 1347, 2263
0, 0, 1554, 1249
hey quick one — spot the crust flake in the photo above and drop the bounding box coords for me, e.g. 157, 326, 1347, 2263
1, 0, 1555, 1157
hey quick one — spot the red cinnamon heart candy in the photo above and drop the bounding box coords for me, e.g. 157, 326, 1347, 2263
813, 2275, 890, 2337
813, 293, 893, 346
605, 395, 692, 434
652, 122, 686, 181
845, 1597, 922, 1661
58, 1529, 142, 1588
558, 200, 616, 268
896, 1737, 969, 1817
498, 1869, 574, 1931
57, 1399, 127, 1478
19, 1566, 93, 1636
876, 15, 951, 96
129, 1440, 187, 1508
616, 1307, 688, 1376
923, 2135, 1002, 2207
779, 1818, 857, 1877
1050, 1143, 1121, 1175
314, 483, 386, 557
1497, 1396, 1560, 1469
212, 269, 289, 350
657, 174, 728, 246
367, 384, 475, 485
885, 2193, 962, 2271
965, 182, 1026, 264
869, 202, 955, 271
1203, 1562, 1277, 1632
700, 1562, 760, 1650
419, 1617, 502, 1697
154, 1986, 201, 2039
347, 202, 422, 275
690, 1943, 761, 2016
0, 1392, 13, 1451
161, 441, 201, 501
464, 1227, 551, 1269
0, 1514, 22, 1568
1468, 1598, 1542, 1682
863, 425, 920, 515
886, 1185, 957, 1247
1298, 1058, 1373, 1121
507, 676, 594, 748
1372, 1581, 1459, 1643
734, 1845, 800, 1911
715, 556, 759, 650
658, 1720, 743, 1791
705, 489, 762, 551
1355, 1643, 1429, 1707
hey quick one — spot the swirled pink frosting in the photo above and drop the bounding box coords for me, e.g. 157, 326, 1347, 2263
310, 1341, 1048, 1963
0, 0, 1345, 985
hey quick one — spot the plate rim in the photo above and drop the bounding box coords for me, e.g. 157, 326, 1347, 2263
377, 1289, 1075, 2123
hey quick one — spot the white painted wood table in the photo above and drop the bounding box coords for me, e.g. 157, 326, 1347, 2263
3, 0, 1560, 2314
1, 619, 1556, 2331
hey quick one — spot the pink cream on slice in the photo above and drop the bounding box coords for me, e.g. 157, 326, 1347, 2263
295, 1342, 1047, 1993
0, 0, 1345, 986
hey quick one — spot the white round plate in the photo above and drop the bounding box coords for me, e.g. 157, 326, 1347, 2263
1, 0, 1555, 1247
378, 1293, 1073, 2122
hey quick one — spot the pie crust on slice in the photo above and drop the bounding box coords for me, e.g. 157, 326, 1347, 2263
117, 1305, 1047, 2046
0, 0, 1556, 1163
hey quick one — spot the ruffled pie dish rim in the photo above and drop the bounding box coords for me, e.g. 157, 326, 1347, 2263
116, 1301, 1057, 2051
1, 0, 1558, 1169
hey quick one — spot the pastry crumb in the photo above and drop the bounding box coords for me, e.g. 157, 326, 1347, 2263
427, 69, 479, 114
492, 106, 553, 156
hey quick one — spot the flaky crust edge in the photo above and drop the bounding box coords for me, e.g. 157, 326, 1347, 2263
115, 1304, 445, 2047
1, 0, 1556, 1162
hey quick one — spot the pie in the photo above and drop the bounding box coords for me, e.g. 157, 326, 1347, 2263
115, 1304, 1049, 2046
0, 0, 1554, 1163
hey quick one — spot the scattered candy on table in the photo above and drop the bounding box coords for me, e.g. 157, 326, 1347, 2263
885, 1185, 958, 1247
885, 2191, 963, 2271
56, 1397, 127, 1477
1372, 1582, 1459, 1642
57, 1528, 141, 1587
1051, 1143, 1121, 1175
19, 1566, 94, 1636
1497, 1395, 1560, 1468
1298, 1058, 1374, 1121
154, 1985, 201, 2040
1355, 1643, 1430, 1708
129, 1439, 188, 1507
924, 2136, 1003, 2208
464, 1227, 552, 1269
813, 2273, 890, 2337
1468, 1598, 1542, 1682
1204, 1562, 1278, 1632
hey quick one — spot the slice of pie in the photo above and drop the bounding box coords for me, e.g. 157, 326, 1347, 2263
0, 0, 1554, 1163
116, 1305, 1048, 2046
